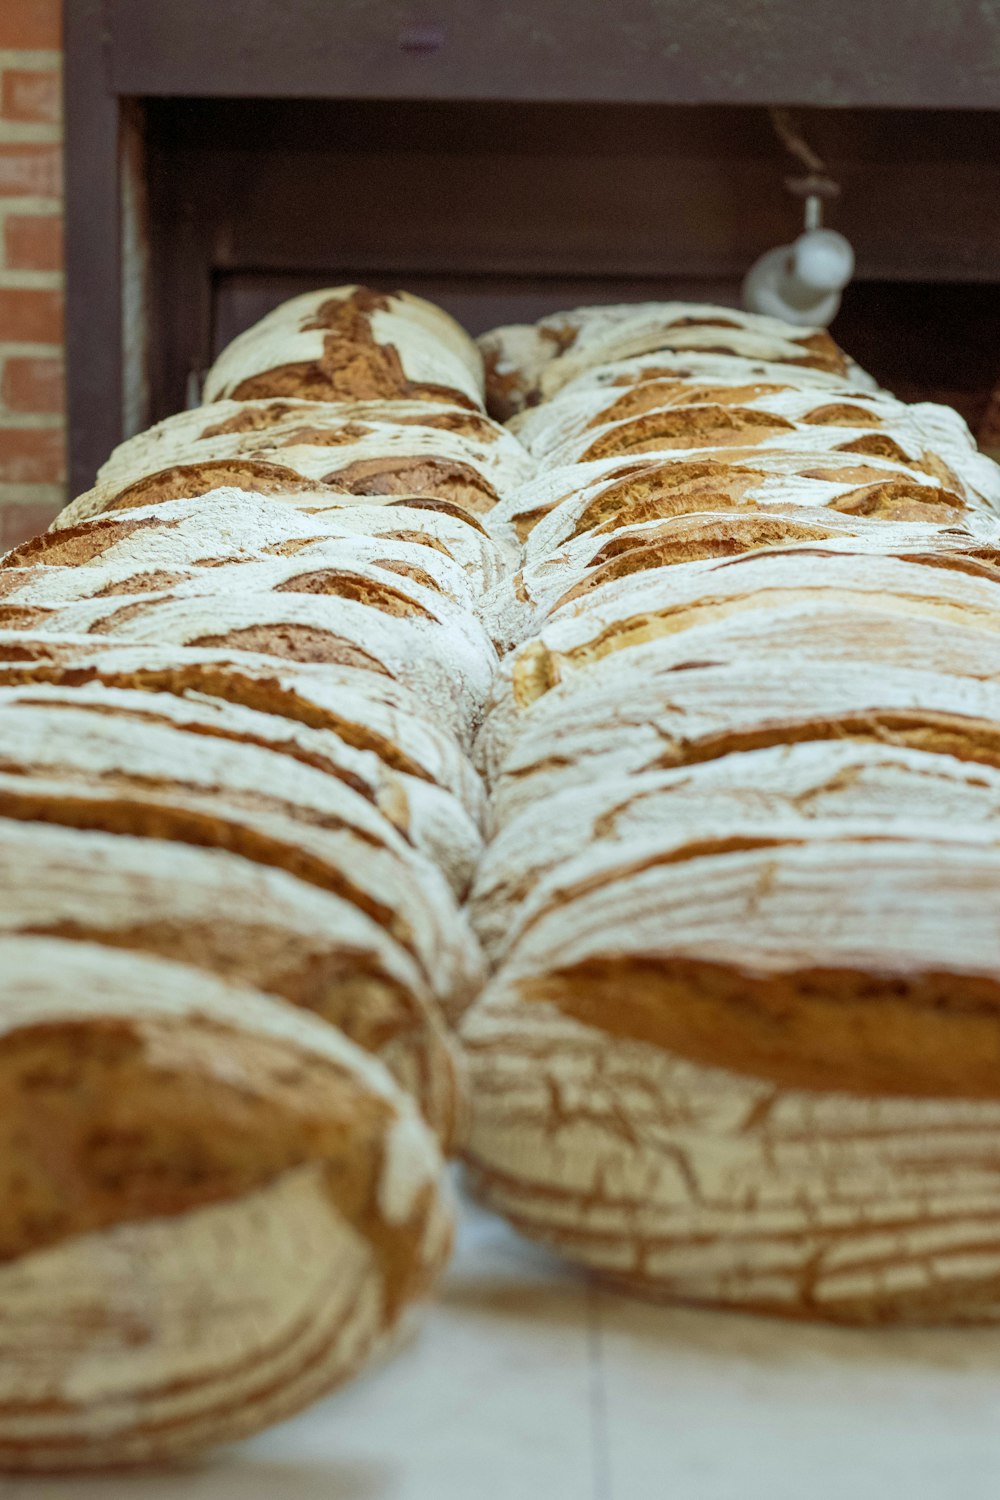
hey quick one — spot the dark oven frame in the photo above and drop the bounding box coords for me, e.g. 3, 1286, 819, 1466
64, 0, 1000, 495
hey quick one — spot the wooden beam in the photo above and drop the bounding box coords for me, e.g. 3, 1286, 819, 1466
105, 0, 1000, 110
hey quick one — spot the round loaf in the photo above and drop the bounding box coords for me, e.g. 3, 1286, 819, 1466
493, 451, 971, 559
470, 741, 1000, 960
502, 507, 1000, 644
0, 633, 487, 821
0, 577, 499, 740
8, 489, 508, 593
0, 685, 484, 1010
462, 835, 1000, 1321
0, 817, 463, 1142
0, 936, 453, 1468
202, 286, 484, 407
478, 302, 867, 417
484, 653, 1000, 821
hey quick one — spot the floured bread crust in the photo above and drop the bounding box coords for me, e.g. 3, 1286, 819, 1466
484, 652, 1000, 821
0, 817, 463, 1143
202, 287, 484, 408
56, 398, 533, 529
470, 741, 1000, 960
0, 685, 484, 1011
492, 451, 975, 559
0, 570, 499, 741
468, 301, 1000, 1323
13, 489, 508, 594
462, 976, 1000, 1323
500, 506, 1000, 644
0, 936, 452, 1468
487, 550, 1000, 744
479, 302, 869, 417
511, 384, 998, 511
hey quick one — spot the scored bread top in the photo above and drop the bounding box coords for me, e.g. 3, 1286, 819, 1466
493, 451, 974, 558
0, 579, 499, 739
0, 686, 483, 1005
470, 740, 1000, 960
527, 348, 884, 404
479, 302, 869, 418
0, 632, 487, 817
0, 816, 462, 1143
494, 549, 1000, 719
475, 827, 1000, 1100
509, 385, 997, 511
0, 933, 448, 1264
485, 651, 1000, 822
15, 489, 509, 593
0, 531, 481, 616
0, 674, 482, 889
203, 287, 484, 408
502, 507, 1000, 643
57, 399, 534, 528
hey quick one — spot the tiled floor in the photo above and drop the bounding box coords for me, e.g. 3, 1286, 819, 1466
11, 1189, 1000, 1500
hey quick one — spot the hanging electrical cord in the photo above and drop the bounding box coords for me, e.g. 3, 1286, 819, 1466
742, 108, 855, 327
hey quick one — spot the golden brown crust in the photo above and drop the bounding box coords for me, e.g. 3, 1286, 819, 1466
322, 455, 501, 514
0, 1013, 396, 1264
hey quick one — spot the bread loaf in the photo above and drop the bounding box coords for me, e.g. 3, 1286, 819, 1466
57, 398, 532, 527
470, 741, 1000, 961
509, 386, 999, 510
0, 818, 462, 1142
0, 576, 499, 739
0, 684, 483, 1011
0, 936, 452, 1467
8, 489, 508, 592
203, 286, 484, 407
492, 451, 973, 558
479, 302, 869, 418
502, 507, 1000, 644
0, 632, 488, 820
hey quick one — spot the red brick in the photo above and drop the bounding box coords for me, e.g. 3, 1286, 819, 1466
2, 354, 63, 413
0, 287, 63, 342
0, 143, 61, 198
0, 0, 60, 50
4, 213, 63, 272
0, 425, 64, 484
1, 69, 61, 125
0, 498, 62, 548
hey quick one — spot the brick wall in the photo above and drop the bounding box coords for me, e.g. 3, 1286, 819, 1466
0, 0, 64, 550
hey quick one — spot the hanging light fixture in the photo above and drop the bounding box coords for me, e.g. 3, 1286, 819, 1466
742, 108, 855, 328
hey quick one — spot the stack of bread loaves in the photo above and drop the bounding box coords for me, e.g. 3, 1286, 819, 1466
464, 301, 1000, 1324
0, 287, 525, 1468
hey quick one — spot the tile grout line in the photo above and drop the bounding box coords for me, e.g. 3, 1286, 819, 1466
586, 1276, 614, 1500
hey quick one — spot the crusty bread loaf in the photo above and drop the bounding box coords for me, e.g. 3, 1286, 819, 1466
0, 673, 482, 889
0, 632, 489, 822
8, 489, 508, 593
0, 818, 463, 1142
501, 507, 1000, 644
57, 399, 533, 527
509, 386, 999, 510
461, 916, 1000, 1322
0, 574, 499, 739
491, 451, 973, 558
0, 684, 483, 1012
469, 741, 1000, 961
0, 936, 452, 1468
485, 654, 1000, 822
486, 551, 1000, 749
202, 286, 484, 407
479, 302, 870, 418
